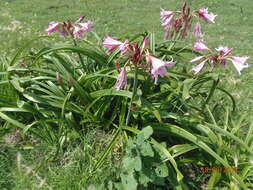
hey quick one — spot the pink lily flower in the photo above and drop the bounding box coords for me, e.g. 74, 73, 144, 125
73, 26, 84, 38
193, 22, 203, 37
147, 55, 176, 84
118, 40, 130, 55
44, 22, 67, 36
102, 36, 129, 54
115, 67, 127, 90
44, 17, 93, 38
73, 20, 93, 38
213, 46, 232, 65
198, 8, 217, 23
160, 9, 175, 28
193, 40, 209, 51
78, 20, 93, 32
73, 21, 93, 38
215, 46, 233, 57
229, 56, 249, 75
190, 42, 250, 74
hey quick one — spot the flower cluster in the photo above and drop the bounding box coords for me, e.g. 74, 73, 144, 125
161, 2, 217, 39
44, 1, 250, 88
101, 36, 176, 89
191, 40, 249, 75
44, 16, 93, 38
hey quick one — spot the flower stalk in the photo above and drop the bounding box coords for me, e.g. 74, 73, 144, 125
125, 68, 138, 126
71, 34, 86, 70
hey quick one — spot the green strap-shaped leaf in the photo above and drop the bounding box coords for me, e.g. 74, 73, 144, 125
10, 35, 51, 66
90, 89, 132, 99
34, 46, 107, 66
94, 127, 121, 171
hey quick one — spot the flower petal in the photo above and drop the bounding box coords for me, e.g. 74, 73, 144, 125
193, 40, 209, 51
78, 20, 93, 32
160, 9, 175, 28
147, 55, 176, 84
44, 22, 61, 35
190, 56, 205, 63
230, 56, 249, 75
192, 62, 205, 74
102, 36, 124, 54
141, 37, 149, 52
193, 22, 203, 37
115, 67, 127, 90
119, 40, 130, 55
215, 46, 233, 56
198, 8, 217, 23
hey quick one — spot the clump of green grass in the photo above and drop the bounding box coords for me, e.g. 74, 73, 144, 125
0, 129, 123, 190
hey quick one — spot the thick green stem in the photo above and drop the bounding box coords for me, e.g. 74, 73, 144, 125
202, 78, 220, 110
72, 37, 86, 70
168, 32, 181, 50
125, 69, 138, 126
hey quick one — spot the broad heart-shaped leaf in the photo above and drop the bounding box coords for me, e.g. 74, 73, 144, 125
120, 172, 138, 190
122, 156, 142, 172
134, 156, 142, 172
122, 126, 184, 182
155, 163, 169, 178
140, 141, 154, 157
136, 126, 153, 144
138, 171, 152, 187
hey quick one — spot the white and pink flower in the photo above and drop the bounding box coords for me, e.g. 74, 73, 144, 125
193, 21, 203, 37
160, 9, 176, 29
44, 22, 67, 36
44, 17, 93, 38
190, 42, 250, 75
193, 40, 209, 51
197, 8, 217, 23
229, 56, 250, 75
78, 20, 93, 32
147, 55, 176, 84
102, 36, 129, 54
215, 46, 233, 57
73, 21, 93, 38
190, 56, 205, 63
115, 67, 127, 90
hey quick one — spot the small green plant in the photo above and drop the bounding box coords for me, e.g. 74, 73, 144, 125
114, 126, 169, 189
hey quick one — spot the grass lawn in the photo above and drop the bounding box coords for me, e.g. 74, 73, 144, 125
1, 0, 253, 189
1, 0, 253, 56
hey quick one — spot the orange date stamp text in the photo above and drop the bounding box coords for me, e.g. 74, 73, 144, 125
201, 166, 238, 173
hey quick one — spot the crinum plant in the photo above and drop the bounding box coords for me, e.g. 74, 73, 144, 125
0, 1, 252, 190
